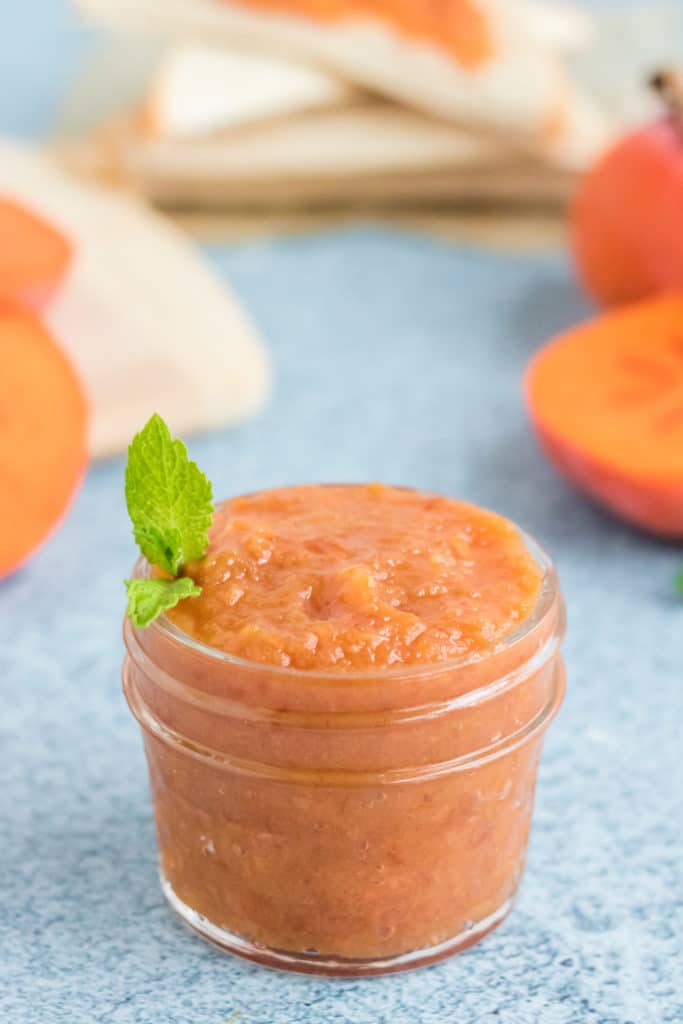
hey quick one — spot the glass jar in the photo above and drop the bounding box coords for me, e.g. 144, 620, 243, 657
122, 533, 565, 976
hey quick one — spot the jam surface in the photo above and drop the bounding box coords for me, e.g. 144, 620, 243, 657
168, 484, 542, 670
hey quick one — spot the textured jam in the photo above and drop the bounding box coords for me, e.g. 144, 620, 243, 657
226, 0, 493, 68
168, 484, 542, 669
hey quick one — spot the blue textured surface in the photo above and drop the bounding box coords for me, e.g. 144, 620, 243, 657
2, 230, 683, 1023
2, 0, 683, 1020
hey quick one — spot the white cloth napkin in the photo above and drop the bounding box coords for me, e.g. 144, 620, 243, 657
0, 139, 270, 455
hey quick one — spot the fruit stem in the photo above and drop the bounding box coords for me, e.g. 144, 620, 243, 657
650, 69, 683, 124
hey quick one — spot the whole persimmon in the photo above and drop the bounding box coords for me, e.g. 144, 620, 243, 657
572, 70, 683, 307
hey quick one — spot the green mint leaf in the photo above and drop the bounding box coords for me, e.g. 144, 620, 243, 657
125, 413, 213, 575
125, 577, 201, 628
676, 569, 683, 595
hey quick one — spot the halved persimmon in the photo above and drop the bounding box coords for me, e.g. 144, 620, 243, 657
0, 305, 88, 575
0, 196, 72, 308
526, 293, 683, 537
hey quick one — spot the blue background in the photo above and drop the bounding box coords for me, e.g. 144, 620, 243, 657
1, 4, 682, 1023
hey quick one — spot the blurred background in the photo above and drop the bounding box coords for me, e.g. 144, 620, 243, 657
3, 3, 683, 1023
3, 0, 683, 459
4, 1, 683, 228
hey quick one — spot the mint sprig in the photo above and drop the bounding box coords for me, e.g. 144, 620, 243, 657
125, 577, 202, 628
125, 413, 213, 574
124, 414, 213, 628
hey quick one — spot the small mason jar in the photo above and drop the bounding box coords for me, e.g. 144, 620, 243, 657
122, 533, 565, 976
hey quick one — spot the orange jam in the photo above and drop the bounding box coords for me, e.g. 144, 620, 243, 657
123, 485, 565, 975
224, 0, 494, 68
169, 484, 543, 669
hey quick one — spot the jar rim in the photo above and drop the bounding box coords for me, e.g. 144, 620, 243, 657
133, 525, 559, 683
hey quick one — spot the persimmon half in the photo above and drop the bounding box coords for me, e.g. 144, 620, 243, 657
526, 293, 683, 538
572, 71, 683, 307
0, 305, 88, 576
0, 196, 72, 308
